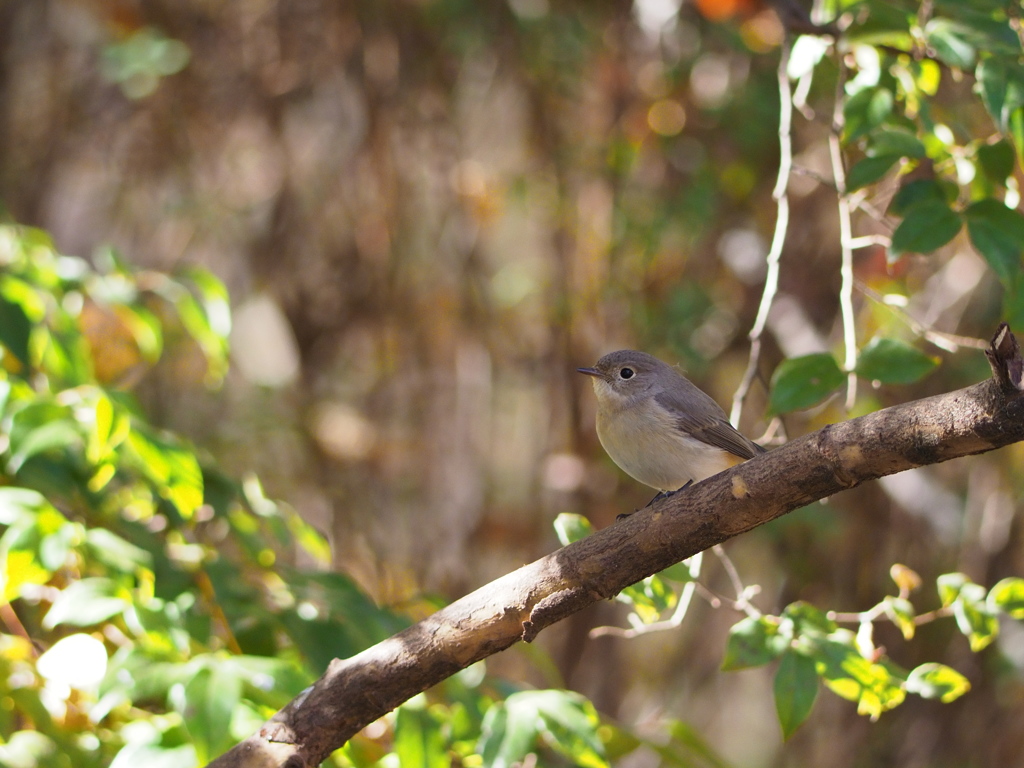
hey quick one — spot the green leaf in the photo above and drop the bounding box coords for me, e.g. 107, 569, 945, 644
126, 427, 204, 519
1, 549, 52, 604
976, 58, 1024, 132
804, 632, 906, 718
178, 662, 242, 764
1011, 107, 1024, 174
43, 577, 128, 628
396, 697, 449, 768
924, 19, 976, 69
953, 581, 999, 651
987, 576, 1024, 619
889, 200, 962, 256
844, 86, 894, 143
0, 487, 56, 526
6, 402, 82, 473
477, 697, 537, 768
553, 512, 594, 546
722, 615, 790, 670
768, 353, 845, 414
658, 553, 701, 584
0, 292, 32, 370
977, 140, 1016, 183
84, 528, 153, 572
882, 596, 916, 640
618, 574, 677, 623
855, 337, 940, 385
782, 601, 837, 635
868, 129, 926, 159
905, 663, 971, 703
964, 199, 1024, 285
938, 572, 970, 607
888, 179, 952, 217
846, 155, 901, 191
774, 651, 818, 739
526, 690, 606, 767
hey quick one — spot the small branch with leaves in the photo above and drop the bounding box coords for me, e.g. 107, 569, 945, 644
210, 324, 1024, 768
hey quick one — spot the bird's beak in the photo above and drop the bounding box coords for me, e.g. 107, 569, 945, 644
576, 367, 602, 378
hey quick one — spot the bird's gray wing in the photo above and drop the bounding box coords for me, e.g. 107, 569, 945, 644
654, 387, 766, 459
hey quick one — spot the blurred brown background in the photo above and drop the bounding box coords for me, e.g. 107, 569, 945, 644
2, 0, 1022, 765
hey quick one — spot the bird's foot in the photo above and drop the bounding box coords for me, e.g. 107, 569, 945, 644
643, 480, 694, 507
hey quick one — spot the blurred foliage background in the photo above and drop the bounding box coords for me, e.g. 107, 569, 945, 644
2, 0, 1024, 766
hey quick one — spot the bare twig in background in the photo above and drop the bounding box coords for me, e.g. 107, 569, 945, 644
731, 37, 794, 427
828, 54, 859, 410
856, 280, 988, 352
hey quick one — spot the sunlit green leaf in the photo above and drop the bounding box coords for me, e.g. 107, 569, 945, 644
882, 596, 916, 640
126, 427, 203, 519
952, 582, 999, 651
6, 402, 81, 473
43, 577, 127, 628
804, 632, 906, 718
396, 697, 450, 768
906, 663, 971, 703
0, 487, 55, 526
938, 572, 970, 607
987, 576, 1024, 618
1, 550, 51, 604
554, 512, 594, 546
619, 574, 677, 623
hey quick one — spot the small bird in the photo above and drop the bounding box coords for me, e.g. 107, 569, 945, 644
578, 350, 764, 496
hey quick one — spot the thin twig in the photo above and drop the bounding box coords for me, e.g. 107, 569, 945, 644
829, 54, 859, 410
856, 280, 988, 352
713, 544, 762, 617
731, 36, 794, 426
829, 605, 954, 626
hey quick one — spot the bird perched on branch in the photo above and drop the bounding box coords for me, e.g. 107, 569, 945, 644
578, 350, 764, 498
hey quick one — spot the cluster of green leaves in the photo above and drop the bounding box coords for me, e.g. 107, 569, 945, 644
0, 225, 412, 767
769, 0, 1024, 413
0, 224, 724, 768
557, 512, 1024, 740
381, 666, 728, 768
723, 567, 1024, 738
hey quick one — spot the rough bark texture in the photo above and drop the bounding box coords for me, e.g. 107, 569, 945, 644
208, 325, 1024, 768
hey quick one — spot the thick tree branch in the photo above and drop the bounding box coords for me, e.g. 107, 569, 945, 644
210, 326, 1024, 768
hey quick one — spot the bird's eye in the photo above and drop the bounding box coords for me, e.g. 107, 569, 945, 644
620, 367, 634, 380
